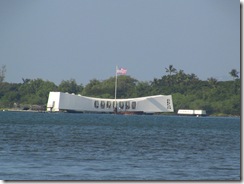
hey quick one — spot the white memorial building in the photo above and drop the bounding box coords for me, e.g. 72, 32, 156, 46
46, 92, 174, 114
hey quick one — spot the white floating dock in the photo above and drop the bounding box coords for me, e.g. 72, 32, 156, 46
177, 109, 207, 116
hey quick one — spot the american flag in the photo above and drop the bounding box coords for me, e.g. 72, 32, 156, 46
116, 67, 127, 75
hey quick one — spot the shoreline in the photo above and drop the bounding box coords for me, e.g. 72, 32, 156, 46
3, 109, 47, 113
1, 108, 240, 118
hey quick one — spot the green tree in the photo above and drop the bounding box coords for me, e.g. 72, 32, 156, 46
58, 79, 83, 94
135, 81, 151, 97
172, 93, 190, 110
0, 82, 21, 108
229, 69, 239, 80
207, 77, 218, 88
82, 79, 102, 97
116, 75, 138, 98
19, 78, 57, 105
22, 78, 31, 84
165, 65, 177, 75
175, 70, 186, 84
82, 76, 138, 98
0, 65, 6, 83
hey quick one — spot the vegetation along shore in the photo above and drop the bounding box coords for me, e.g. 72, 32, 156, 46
0, 65, 240, 116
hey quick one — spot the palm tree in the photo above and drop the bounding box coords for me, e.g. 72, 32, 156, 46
165, 65, 177, 76
229, 69, 239, 80
229, 69, 239, 95
165, 65, 177, 87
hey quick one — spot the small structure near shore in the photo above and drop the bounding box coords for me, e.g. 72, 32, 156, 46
177, 109, 207, 116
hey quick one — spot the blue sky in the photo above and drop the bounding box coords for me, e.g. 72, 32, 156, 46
0, 0, 240, 85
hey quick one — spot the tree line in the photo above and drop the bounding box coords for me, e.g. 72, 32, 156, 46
0, 65, 240, 116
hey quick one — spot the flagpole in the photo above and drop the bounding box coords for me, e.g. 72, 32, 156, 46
114, 66, 118, 113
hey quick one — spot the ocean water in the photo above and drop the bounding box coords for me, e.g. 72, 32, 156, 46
0, 111, 240, 180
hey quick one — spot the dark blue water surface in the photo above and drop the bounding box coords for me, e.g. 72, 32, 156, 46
0, 111, 240, 180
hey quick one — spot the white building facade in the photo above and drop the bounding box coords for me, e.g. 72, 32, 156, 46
46, 92, 174, 114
